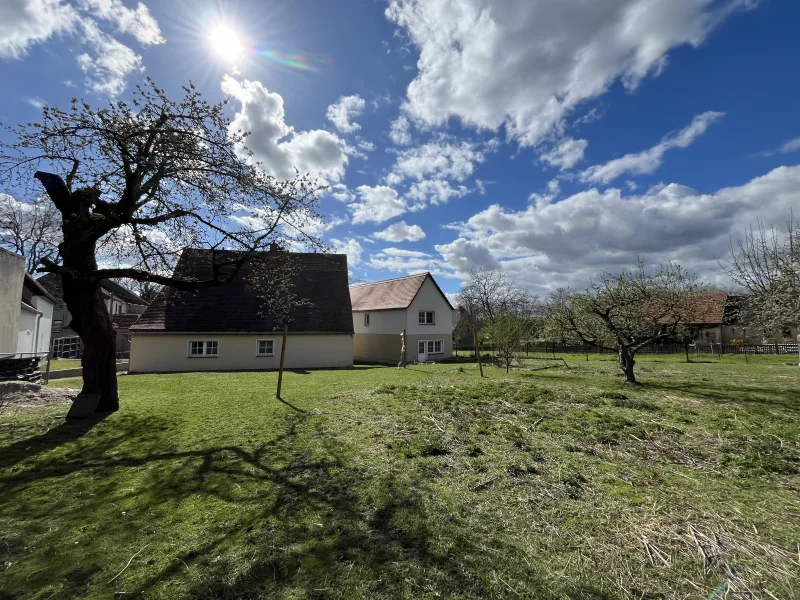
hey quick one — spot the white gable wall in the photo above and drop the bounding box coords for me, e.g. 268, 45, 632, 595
406, 276, 455, 336
352, 308, 406, 335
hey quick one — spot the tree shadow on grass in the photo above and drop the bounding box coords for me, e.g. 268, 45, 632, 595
0, 410, 604, 600
645, 380, 800, 413
0, 412, 110, 472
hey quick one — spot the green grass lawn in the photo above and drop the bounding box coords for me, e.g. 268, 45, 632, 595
47, 358, 82, 371
1, 359, 798, 599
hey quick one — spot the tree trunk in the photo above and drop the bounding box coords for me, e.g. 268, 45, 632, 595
62, 274, 119, 411
618, 348, 637, 384
59, 228, 119, 412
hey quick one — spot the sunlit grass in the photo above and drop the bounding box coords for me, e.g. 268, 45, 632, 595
2, 360, 798, 599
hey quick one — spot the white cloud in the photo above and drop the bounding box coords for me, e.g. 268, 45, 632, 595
389, 115, 412, 145
331, 237, 363, 266
326, 94, 366, 133
391, 140, 484, 183
406, 179, 469, 206
350, 185, 407, 224
369, 247, 449, 275
581, 111, 724, 184
23, 96, 45, 109
387, 0, 753, 147
357, 140, 375, 152
0, 0, 78, 59
435, 164, 800, 293
539, 138, 588, 170
373, 220, 426, 242
78, 0, 164, 45
78, 20, 144, 96
330, 183, 355, 203
758, 137, 800, 158
222, 75, 349, 184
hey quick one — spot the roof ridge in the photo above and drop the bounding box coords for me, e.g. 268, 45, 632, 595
350, 272, 429, 288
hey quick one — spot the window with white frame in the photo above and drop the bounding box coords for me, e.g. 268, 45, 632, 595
364, 313, 370, 326
427, 340, 443, 354
256, 339, 275, 356
418, 311, 435, 325
188, 340, 218, 357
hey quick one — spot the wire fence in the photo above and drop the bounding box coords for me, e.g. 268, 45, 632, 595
454, 342, 800, 356
0, 352, 51, 384
50, 336, 131, 360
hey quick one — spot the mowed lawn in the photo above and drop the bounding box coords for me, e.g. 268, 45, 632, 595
1, 357, 798, 599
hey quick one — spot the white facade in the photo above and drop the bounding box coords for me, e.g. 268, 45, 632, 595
129, 333, 354, 373
406, 277, 457, 336
17, 295, 54, 355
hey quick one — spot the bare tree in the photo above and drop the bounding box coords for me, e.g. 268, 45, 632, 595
0, 80, 324, 412
457, 266, 531, 337
0, 193, 61, 272
547, 260, 698, 383
483, 314, 532, 373
721, 218, 800, 336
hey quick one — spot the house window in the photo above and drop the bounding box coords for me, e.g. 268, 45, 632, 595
364, 313, 370, 326
188, 340, 218, 357
427, 340, 443, 354
256, 339, 275, 356
52, 320, 63, 334
419, 311, 435, 325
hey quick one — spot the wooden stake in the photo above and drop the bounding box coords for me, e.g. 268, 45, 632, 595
402, 328, 407, 368
474, 329, 484, 378
276, 324, 288, 399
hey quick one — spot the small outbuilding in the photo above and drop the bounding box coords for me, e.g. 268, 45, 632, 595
128, 248, 354, 373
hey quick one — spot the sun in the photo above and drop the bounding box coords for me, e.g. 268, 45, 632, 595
211, 26, 243, 60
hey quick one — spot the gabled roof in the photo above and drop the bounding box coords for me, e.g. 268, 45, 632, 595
22, 273, 56, 303
682, 293, 728, 325
37, 273, 147, 306
349, 272, 455, 311
130, 248, 353, 334
111, 314, 141, 330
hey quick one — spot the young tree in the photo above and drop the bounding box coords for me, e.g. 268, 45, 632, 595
547, 260, 698, 383
721, 218, 800, 336
0, 193, 61, 272
0, 81, 324, 411
483, 314, 532, 373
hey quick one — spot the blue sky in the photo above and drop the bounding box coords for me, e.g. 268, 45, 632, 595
2, 0, 800, 295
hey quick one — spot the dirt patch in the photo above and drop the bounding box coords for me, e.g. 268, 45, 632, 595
0, 381, 77, 408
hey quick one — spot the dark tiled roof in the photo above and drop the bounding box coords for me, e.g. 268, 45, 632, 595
36, 273, 146, 306
350, 272, 454, 311
111, 314, 141, 330
130, 249, 353, 334
22, 273, 57, 303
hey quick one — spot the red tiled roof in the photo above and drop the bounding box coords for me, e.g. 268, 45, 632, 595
683, 293, 728, 325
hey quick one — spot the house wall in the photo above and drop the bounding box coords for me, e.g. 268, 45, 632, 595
31, 295, 54, 353
351, 276, 457, 363
0, 250, 25, 355
406, 277, 457, 336
129, 333, 354, 373
17, 306, 39, 354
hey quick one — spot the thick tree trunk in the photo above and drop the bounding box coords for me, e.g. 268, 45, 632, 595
60, 239, 119, 412
618, 348, 637, 384
63, 276, 119, 411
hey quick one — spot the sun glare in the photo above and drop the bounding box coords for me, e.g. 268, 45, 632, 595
211, 26, 243, 60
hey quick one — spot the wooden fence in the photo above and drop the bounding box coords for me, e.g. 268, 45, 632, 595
455, 342, 799, 356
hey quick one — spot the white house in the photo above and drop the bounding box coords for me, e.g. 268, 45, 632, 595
18, 274, 56, 355
128, 248, 354, 373
350, 273, 457, 364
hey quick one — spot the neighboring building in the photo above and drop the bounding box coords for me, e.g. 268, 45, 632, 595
37, 273, 148, 356
0, 248, 56, 357
128, 248, 354, 373
0, 249, 26, 355
18, 273, 56, 355
350, 272, 457, 364
681, 293, 797, 344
